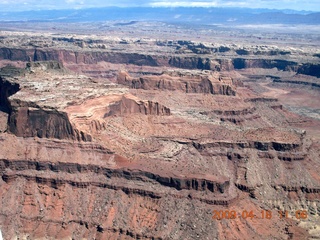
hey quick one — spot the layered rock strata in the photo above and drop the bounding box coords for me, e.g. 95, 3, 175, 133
0, 32, 319, 239
117, 70, 236, 96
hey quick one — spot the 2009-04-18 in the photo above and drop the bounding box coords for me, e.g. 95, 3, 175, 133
212, 210, 308, 220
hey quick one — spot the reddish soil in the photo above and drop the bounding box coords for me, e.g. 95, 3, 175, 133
0, 29, 319, 239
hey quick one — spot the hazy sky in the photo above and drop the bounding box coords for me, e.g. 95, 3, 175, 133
0, 0, 319, 12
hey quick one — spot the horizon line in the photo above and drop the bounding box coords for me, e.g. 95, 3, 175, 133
0, 6, 317, 14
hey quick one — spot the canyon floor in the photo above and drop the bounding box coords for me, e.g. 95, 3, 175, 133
0, 22, 319, 239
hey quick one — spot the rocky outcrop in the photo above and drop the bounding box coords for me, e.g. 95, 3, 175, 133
26, 61, 65, 72
0, 76, 20, 113
212, 107, 256, 116
116, 54, 310, 74
1, 64, 172, 141
245, 97, 278, 103
0, 47, 33, 61
219, 115, 261, 125
0, 74, 92, 141
273, 79, 320, 90
66, 94, 171, 135
107, 96, 170, 116
0, 47, 160, 66
0, 161, 235, 240
0, 159, 231, 199
297, 63, 320, 78
201, 107, 260, 125
274, 185, 320, 200
117, 71, 236, 96
8, 103, 92, 141
192, 140, 301, 152
168, 56, 215, 70
277, 152, 306, 161
1, 47, 318, 77
232, 58, 298, 71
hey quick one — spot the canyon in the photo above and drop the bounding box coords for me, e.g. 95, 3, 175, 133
0, 23, 319, 240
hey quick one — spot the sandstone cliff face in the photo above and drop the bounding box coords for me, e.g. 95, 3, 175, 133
0, 125, 317, 239
8, 103, 92, 141
0, 67, 93, 141
297, 63, 320, 78
0, 159, 229, 195
107, 96, 171, 117
168, 56, 213, 70
26, 61, 66, 72
273, 79, 320, 90
0, 47, 160, 66
0, 133, 238, 239
232, 58, 299, 71
65, 94, 171, 137
0, 76, 20, 113
117, 71, 236, 96
1, 47, 320, 78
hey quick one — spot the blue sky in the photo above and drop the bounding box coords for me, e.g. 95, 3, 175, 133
0, 0, 319, 12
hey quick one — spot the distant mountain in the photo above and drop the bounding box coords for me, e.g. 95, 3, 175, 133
0, 7, 319, 25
